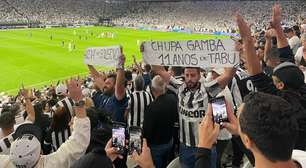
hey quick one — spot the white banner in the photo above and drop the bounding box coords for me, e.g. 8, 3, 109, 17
84, 46, 121, 67
142, 39, 239, 68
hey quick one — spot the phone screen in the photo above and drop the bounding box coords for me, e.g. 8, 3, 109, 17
211, 96, 228, 123
112, 122, 126, 154
128, 126, 142, 155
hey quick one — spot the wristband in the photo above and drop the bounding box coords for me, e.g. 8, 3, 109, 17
116, 63, 125, 70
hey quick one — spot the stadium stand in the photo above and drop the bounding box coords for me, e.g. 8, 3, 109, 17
0, 0, 305, 32
1, 1, 306, 168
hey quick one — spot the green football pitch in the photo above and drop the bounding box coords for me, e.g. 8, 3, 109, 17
0, 26, 226, 94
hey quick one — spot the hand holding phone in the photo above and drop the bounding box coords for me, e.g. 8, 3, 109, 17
210, 96, 228, 124
105, 138, 124, 161
112, 122, 126, 154
128, 126, 142, 155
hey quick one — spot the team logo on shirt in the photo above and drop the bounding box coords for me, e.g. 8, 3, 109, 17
179, 106, 205, 118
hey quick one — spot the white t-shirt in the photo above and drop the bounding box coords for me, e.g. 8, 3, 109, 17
295, 46, 304, 66
292, 150, 306, 167
289, 36, 301, 55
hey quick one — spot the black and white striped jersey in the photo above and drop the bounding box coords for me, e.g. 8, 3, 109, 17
126, 82, 135, 99
50, 128, 72, 152
0, 121, 32, 154
52, 97, 74, 117
145, 85, 154, 100
127, 91, 153, 127
169, 76, 221, 147
0, 133, 15, 154
229, 68, 257, 110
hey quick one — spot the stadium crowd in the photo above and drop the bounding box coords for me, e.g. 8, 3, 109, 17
114, 0, 306, 33
0, 0, 305, 33
0, 0, 123, 24
1, 2, 306, 168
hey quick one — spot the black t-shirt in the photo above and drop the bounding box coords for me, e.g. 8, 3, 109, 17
143, 94, 178, 145
71, 148, 113, 168
300, 57, 306, 67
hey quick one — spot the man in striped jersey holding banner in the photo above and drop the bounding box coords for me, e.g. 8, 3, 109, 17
152, 65, 235, 168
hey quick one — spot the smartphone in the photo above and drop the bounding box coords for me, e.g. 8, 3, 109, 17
112, 122, 126, 154
128, 126, 142, 155
210, 96, 228, 124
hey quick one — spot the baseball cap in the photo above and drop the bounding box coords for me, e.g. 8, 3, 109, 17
9, 124, 42, 168
273, 62, 305, 90
211, 68, 224, 75
56, 84, 67, 95
13, 123, 42, 141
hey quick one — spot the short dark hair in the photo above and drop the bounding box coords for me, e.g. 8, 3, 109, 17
184, 67, 201, 73
144, 64, 151, 72
239, 92, 298, 162
85, 107, 112, 153
265, 47, 280, 62
125, 70, 133, 81
0, 112, 15, 129
107, 73, 117, 83
171, 66, 183, 76
284, 28, 294, 34
292, 25, 300, 33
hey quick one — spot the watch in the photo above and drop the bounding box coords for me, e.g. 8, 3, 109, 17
74, 100, 85, 107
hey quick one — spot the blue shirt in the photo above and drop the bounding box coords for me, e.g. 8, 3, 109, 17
92, 91, 128, 122
143, 73, 151, 88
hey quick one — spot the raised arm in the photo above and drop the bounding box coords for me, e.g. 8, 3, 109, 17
237, 12, 278, 94
271, 4, 294, 63
216, 67, 236, 89
21, 88, 35, 122
236, 13, 261, 76
46, 79, 90, 167
87, 65, 105, 91
133, 55, 143, 74
140, 42, 171, 83
151, 65, 171, 84
115, 48, 126, 101
271, 4, 288, 49
264, 29, 274, 59
88, 65, 100, 78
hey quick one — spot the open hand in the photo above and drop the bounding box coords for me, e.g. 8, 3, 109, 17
271, 4, 282, 29
66, 79, 83, 102
236, 12, 252, 41
20, 88, 31, 99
